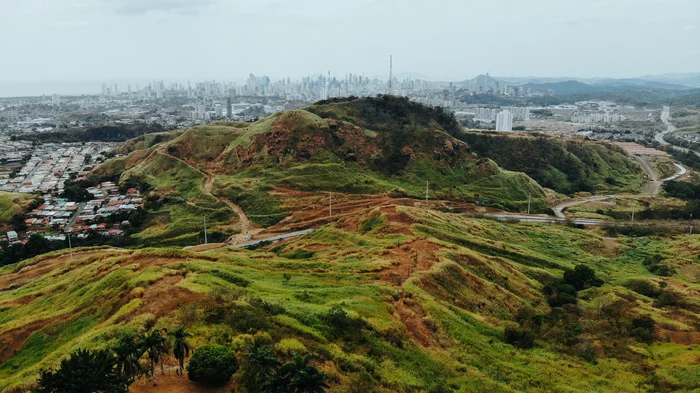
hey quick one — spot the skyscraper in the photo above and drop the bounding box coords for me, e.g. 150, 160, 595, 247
51, 94, 60, 106
226, 97, 232, 118
496, 110, 513, 132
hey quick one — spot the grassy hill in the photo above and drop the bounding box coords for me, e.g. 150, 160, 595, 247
459, 132, 643, 195
0, 192, 37, 233
0, 207, 697, 392
92, 96, 559, 245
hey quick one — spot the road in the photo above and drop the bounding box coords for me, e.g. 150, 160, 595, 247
64, 202, 86, 232
486, 213, 605, 226
664, 162, 687, 182
656, 106, 700, 158
633, 155, 661, 196
552, 195, 614, 219
204, 229, 314, 252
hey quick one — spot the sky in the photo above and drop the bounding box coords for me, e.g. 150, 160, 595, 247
0, 0, 698, 95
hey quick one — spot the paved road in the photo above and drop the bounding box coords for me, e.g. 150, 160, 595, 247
64, 202, 86, 232
664, 162, 687, 182
656, 106, 700, 158
552, 195, 614, 219
204, 229, 314, 252
486, 213, 605, 226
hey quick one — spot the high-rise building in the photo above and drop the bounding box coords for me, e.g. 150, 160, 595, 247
496, 110, 513, 132
51, 94, 60, 106
226, 97, 232, 118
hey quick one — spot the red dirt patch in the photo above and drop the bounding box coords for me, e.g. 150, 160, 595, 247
0, 314, 72, 363
138, 276, 201, 318
130, 365, 235, 393
380, 238, 442, 285
392, 297, 439, 347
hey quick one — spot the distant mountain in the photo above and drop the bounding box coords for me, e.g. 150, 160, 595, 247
640, 73, 700, 88
519, 80, 597, 95
590, 78, 691, 90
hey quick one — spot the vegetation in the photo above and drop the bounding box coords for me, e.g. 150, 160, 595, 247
32, 349, 129, 393
187, 344, 238, 385
0, 206, 697, 392
459, 132, 643, 194
15, 123, 169, 144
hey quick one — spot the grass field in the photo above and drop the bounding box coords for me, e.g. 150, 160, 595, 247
1, 207, 697, 392
0, 192, 36, 232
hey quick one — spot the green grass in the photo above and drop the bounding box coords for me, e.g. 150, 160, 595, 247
0, 209, 698, 391
0, 192, 36, 230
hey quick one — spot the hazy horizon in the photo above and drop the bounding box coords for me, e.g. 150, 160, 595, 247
1, 0, 699, 97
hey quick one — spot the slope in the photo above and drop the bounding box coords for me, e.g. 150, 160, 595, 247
0, 207, 697, 392
92, 96, 555, 245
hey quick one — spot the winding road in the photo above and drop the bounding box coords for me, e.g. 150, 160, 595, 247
656, 106, 700, 158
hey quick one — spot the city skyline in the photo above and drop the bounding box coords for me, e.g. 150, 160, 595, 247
1, 0, 698, 93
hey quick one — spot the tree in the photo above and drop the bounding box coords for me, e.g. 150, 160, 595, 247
168, 327, 192, 375
240, 338, 279, 393
265, 352, 329, 393
630, 315, 656, 343
111, 334, 144, 388
139, 329, 167, 386
187, 344, 239, 385
563, 265, 603, 291
33, 348, 129, 393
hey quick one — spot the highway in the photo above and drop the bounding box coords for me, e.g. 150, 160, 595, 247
486, 213, 605, 226
656, 106, 700, 158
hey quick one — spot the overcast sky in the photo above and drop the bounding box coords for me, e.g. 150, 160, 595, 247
1, 0, 698, 93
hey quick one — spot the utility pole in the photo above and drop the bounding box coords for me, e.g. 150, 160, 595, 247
204, 217, 208, 244
425, 181, 429, 203
67, 233, 73, 260
329, 192, 332, 217
527, 194, 531, 215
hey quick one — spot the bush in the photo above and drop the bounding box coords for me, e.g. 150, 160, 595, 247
504, 326, 535, 349
630, 315, 655, 343
563, 265, 603, 291
627, 280, 661, 298
187, 344, 239, 385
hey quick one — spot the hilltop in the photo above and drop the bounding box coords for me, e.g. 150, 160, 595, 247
92, 96, 556, 245
0, 206, 697, 392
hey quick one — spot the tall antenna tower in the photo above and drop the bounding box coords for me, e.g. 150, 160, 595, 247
388, 55, 393, 95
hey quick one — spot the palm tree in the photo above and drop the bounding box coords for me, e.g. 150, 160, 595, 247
139, 329, 167, 386
265, 352, 329, 393
243, 338, 279, 393
167, 327, 192, 375
111, 334, 144, 390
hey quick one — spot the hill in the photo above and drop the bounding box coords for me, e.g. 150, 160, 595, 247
459, 132, 644, 195
91, 96, 554, 245
0, 206, 697, 392
0, 192, 38, 233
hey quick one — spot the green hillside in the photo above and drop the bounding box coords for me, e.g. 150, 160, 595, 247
92, 97, 560, 245
459, 132, 643, 195
0, 192, 37, 232
0, 207, 697, 392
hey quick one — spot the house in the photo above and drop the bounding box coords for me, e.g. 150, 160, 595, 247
6, 231, 19, 243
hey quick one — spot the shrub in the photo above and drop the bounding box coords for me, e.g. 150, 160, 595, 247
33, 349, 129, 393
504, 326, 535, 349
187, 344, 239, 385
630, 315, 656, 343
563, 265, 603, 291
627, 280, 661, 298
543, 282, 578, 307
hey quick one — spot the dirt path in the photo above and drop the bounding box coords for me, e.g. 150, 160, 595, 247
633, 155, 661, 197
201, 173, 261, 244
154, 147, 259, 245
